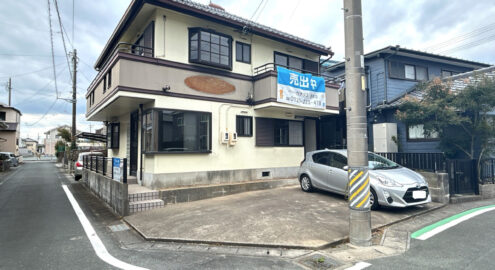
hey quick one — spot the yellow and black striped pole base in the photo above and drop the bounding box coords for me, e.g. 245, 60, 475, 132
348, 167, 370, 210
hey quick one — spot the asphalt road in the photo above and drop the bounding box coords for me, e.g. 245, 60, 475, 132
368, 204, 495, 269
0, 162, 303, 270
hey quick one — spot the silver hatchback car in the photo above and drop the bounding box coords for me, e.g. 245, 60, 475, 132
298, 149, 431, 209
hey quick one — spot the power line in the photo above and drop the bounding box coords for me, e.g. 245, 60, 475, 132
0, 53, 64, 57
53, 0, 73, 79
250, 0, 264, 21
13, 66, 67, 107
424, 22, 495, 52
439, 33, 495, 55
24, 98, 59, 126
253, 0, 268, 22
0, 62, 64, 79
47, 0, 59, 99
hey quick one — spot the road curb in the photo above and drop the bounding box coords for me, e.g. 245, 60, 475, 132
123, 203, 447, 251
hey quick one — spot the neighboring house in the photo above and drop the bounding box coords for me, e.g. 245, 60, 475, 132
85, 0, 340, 189
44, 125, 84, 155
22, 138, 39, 154
375, 65, 495, 154
324, 45, 490, 153
0, 102, 21, 155
44, 125, 71, 156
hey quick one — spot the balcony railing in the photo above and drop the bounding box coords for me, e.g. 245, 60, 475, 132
253, 63, 339, 84
114, 42, 154, 58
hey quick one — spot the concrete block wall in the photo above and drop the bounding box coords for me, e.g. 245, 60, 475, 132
419, 171, 449, 204
479, 183, 495, 200
83, 169, 129, 216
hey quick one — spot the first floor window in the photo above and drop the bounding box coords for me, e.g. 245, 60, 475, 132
0, 111, 5, 121
107, 123, 120, 149
143, 109, 211, 153
407, 124, 439, 141
256, 118, 303, 146
236, 116, 252, 137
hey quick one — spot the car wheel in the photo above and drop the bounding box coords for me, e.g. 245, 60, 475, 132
75, 175, 81, 181
370, 188, 380, 210
300, 175, 313, 192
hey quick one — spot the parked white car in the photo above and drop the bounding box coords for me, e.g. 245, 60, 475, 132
298, 149, 431, 210
74, 152, 103, 180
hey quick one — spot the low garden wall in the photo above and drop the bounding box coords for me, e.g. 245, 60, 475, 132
83, 169, 129, 216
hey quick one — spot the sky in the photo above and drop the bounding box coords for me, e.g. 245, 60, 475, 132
1, 0, 495, 141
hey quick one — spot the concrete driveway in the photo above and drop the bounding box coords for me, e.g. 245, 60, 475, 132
124, 186, 443, 249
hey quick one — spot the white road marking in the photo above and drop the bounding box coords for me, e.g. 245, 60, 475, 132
415, 206, 495, 240
62, 185, 149, 270
346, 261, 372, 270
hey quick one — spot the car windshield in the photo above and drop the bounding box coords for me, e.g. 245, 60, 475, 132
368, 153, 399, 170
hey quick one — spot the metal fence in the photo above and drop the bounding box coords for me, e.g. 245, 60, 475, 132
376, 152, 446, 172
480, 158, 495, 184
83, 155, 127, 183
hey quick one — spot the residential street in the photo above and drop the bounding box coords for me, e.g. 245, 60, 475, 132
367, 208, 495, 269
0, 162, 303, 270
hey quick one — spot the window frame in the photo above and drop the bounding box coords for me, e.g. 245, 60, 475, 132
406, 124, 440, 142
236, 115, 253, 137
255, 117, 304, 147
273, 51, 319, 74
142, 108, 212, 154
188, 27, 233, 70
235, 41, 251, 64
0, 111, 6, 121
107, 123, 120, 149
389, 61, 429, 81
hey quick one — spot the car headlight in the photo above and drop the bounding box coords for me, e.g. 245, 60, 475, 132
376, 176, 403, 187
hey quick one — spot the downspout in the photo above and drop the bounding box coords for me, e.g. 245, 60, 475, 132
139, 103, 144, 183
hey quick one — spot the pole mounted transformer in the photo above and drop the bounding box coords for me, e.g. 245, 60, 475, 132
343, 0, 372, 246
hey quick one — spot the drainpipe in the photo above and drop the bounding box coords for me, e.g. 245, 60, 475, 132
139, 103, 144, 183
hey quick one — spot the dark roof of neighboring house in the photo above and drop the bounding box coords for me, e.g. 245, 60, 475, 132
326, 45, 491, 72
23, 138, 38, 143
94, 0, 333, 69
0, 102, 22, 116
0, 122, 18, 131
375, 65, 495, 110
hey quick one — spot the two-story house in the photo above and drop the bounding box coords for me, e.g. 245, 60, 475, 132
0, 102, 21, 155
324, 45, 489, 153
86, 0, 340, 189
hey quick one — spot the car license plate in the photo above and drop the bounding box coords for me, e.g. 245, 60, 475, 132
412, 190, 427, 199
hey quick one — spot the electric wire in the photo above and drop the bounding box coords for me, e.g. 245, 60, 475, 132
424, 22, 495, 52
13, 66, 67, 107
47, 0, 59, 99
253, 0, 268, 22
250, 0, 264, 21
53, 0, 73, 79
439, 33, 495, 55
0, 62, 64, 79
24, 98, 59, 126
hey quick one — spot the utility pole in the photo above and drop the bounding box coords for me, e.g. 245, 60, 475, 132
71, 49, 77, 150
8, 77, 11, 106
343, 0, 371, 246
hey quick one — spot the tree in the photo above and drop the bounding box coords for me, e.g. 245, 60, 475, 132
396, 77, 495, 160
56, 127, 72, 144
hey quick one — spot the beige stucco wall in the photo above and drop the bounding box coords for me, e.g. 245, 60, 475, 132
0, 132, 16, 153
122, 4, 320, 77
0, 108, 20, 123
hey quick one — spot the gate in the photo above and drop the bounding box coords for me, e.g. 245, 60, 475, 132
447, 159, 478, 195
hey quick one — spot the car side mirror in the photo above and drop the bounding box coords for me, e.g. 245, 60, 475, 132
343, 165, 349, 171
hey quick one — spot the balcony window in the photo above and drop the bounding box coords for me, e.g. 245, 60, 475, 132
132, 21, 154, 57
143, 109, 211, 153
274, 52, 318, 74
189, 28, 232, 69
